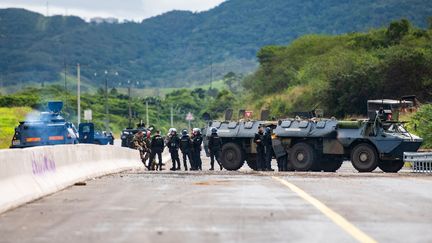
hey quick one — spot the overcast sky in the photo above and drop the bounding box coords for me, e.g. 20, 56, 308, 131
0, 0, 226, 21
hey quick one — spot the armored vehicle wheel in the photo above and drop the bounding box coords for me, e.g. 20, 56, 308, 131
351, 144, 378, 172
246, 156, 257, 170
290, 143, 316, 171
221, 143, 245, 171
321, 159, 343, 172
378, 160, 404, 173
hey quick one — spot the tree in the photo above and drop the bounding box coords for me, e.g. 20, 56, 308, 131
206, 90, 236, 119
224, 72, 236, 92
206, 88, 219, 98
386, 19, 411, 44
324, 66, 381, 117
408, 104, 432, 148
379, 47, 432, 101
191, 88, 205, 99
97, 88, 105, 96
223, 72, 242, 93
110, 87, 118, 96
257, 46, 284, 70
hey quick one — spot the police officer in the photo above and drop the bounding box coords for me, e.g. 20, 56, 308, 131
272, 137, 288, 172
168, 128, 181, 171
180, 129, 193, 171
132, 130, 149, 167
150, 130, 165, 171
192, 128, 203, 171
190, 129, 196, 170
208, 127, 223, 171
263, 127, 275, 171
254, 126, 265, 171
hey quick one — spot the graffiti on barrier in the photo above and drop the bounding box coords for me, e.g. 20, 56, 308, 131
31, 152, 56, 175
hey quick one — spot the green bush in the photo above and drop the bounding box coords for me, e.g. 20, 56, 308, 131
0, 85, 238, 136
408, 105, 432, 148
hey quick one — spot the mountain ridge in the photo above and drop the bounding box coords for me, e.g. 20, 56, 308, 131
0, 0, 431, 91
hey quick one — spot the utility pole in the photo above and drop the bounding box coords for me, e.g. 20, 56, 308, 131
77, 63, 81, 125
104, 71, 109, 132
170, 105, 174, 127
146, 100, 149, 127
63, 58, 70, 115
128, 85, 132, 128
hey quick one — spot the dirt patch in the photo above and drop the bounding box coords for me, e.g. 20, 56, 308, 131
193, 180, 232, 186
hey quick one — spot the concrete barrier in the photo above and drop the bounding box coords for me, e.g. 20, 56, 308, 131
0, 144, 141, 214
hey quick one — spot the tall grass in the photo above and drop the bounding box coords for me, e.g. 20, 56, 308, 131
0, 107, 33, 149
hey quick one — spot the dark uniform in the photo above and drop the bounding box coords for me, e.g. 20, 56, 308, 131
180, 133, 193, 171
208, 132, 223, 170
168, 133, 181, 171
132, 133, 149, 167
254, 129, 265, 171
263, 128, 274, 171
150, 133, 165, 170
192, 132, 203, 170
272, 138, 288, 171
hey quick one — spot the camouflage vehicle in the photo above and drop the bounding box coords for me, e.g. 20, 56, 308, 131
204, 99, 423, 173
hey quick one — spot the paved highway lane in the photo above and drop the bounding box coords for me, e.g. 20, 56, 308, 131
0, 157, 431, 243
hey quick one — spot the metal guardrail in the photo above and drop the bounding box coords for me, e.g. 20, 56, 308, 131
404, 152, 432, 173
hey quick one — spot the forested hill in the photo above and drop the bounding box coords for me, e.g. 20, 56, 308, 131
242, 19, 432, 118
1, 0, 432, 90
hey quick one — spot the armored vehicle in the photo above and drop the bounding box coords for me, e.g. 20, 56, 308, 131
204, 120, 276, 170
11, 101, 79, 148
273, 117, 422, 173
204, 99, 422, 173
120, 121, 151, 148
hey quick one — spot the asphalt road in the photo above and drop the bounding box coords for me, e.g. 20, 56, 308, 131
0, 154, 431, 243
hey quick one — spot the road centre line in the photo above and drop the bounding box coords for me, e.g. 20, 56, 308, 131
272, 176, 378, 243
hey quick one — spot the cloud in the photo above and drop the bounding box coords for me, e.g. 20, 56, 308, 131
0, 0, 225, 21
141, 0, 225, 16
